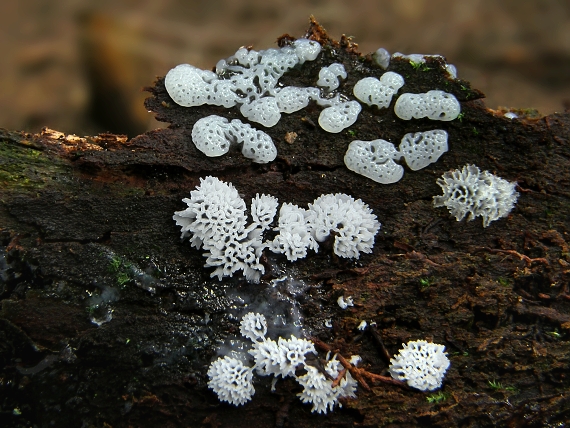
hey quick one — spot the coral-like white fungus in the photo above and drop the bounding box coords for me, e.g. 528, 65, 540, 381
349, 355, 362, 366
173, 176, 268, 282
207, 356, 255, 405
250, 194, 279, 231
192, 115, 277, 163
394, 90, 461, 121
389, 340, 450, 391
175, 177, 380, 281
308, 193, 381, 259
240, 312, 268, 342
399, 130, 448, 171
209, 312, 359, 413
325, 354, 358, 399
433, 164, 519, 227
296, 354, 357, 414
249, 338, 284, 377
353, 72, 405, 109
270, 203, 318, 262
344, 139, 404, 184
276, 335, 317, 378
317, 63, 347, 91
296, 366, 340, 414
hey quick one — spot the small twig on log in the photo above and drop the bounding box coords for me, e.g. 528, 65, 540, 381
331, 368, 347, 388
369, 323, 392, 363
475, 247, 550, 266
390, 251, 442, 267
312, 338, 408, 392
515, 184, 536, 194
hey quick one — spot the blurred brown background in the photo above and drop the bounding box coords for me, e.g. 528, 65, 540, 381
1, 0, 569, 137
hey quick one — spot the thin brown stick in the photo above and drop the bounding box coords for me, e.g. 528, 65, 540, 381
312, 338, 408, 391
475, 247, 550, 266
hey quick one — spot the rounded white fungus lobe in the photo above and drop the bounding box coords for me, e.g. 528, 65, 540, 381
239, 97, 281, 127
399, 129, 448, 171
445, 64, 457, 79
353, 72, 405, 109
274, 87, 315, 113
373, 47, 390, 69
191, 115, 231, 157
344, 139, 404, 184
293, 38, 322, 63
318, 101, 361, 133
165, 64, 218, 107
191, 115, 277, 164
317, 63, 347, 91
394, 90, 461, 121
229, 119, 277, 163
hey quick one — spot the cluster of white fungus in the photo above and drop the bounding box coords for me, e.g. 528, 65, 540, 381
166, 39, 464, 175
344, 130, 448, 184
389, 340, 450, 391
166, 39, 362, 134
168, 41, 475, 414
174, 176, 380, 282
433, 164, 519, 227
394, 90, 461, 121
165, 39, 321, 128
207, 312, 358, 413
192, 115, 277, 163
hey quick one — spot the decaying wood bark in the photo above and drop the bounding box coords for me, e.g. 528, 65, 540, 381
1, 18, 569, 427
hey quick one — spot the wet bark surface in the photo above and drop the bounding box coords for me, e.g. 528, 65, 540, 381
1, 19, 569, 427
